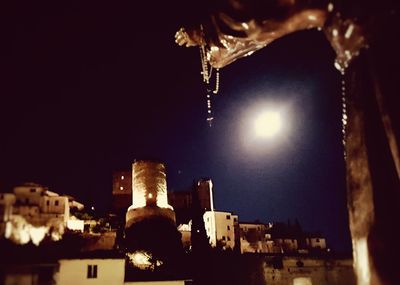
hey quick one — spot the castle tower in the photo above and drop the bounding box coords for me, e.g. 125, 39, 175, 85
125, 160, 175, 228
124, 161, 182, 276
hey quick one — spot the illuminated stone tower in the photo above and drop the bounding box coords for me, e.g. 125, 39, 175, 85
125, 160, 176, 228
124, 160, 182, 275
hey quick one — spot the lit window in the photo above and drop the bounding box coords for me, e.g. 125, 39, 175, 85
120, 186, 124, 191
148, 193, 153, 199
121, 176, 124, 180
87, 265, 98, 279
55, 200, 59, 206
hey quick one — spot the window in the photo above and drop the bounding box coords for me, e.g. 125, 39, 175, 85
233, 218, 237, 222
87, 265, 97, 279
26, 198, 29, 204
316, 238, 320, 242
55, 200, 59, 206
30, 188, 36, 193
222, 236, 226, 241
46, 200, 50, 206
121, 175, 124, 180
227, 226, 230, 230
226, 215, 231, 220
227, 236, 231, 241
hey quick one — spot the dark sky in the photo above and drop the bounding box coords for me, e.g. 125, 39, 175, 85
1, 2, 351, 251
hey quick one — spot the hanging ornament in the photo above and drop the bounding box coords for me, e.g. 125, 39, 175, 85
199, 43, 221, 127
340, 69, 348, 160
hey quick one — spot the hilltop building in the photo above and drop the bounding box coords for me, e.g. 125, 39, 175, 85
239, 221, 328, 254
0, 183, 84, 245
203, 211, 238, 250
111, 171, 132, 214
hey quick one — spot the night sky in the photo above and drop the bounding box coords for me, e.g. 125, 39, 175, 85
1, 2, 351, 251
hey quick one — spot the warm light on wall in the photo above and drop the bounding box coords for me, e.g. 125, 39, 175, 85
353, 238, 371, 285
127, 251, 163, 270
30, 227, 47, 245
293, 277, 312, 285
5, 216, 64, 246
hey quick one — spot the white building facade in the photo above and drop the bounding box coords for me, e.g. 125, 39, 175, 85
306, 237, 327, 250
203, 211, 237, 250
56, 258, 125, 285
0, 183, 84, 245
239, 222, 271, 253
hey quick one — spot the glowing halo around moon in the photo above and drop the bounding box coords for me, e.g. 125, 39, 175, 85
254, 110, 282, 138
239, 101, 293, 156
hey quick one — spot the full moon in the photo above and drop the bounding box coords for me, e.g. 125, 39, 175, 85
254, 110, 282, 138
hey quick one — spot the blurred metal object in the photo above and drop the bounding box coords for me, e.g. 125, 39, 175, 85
174, 1, 368, 71
175, 1, 330, 69
323, 13, 367, 71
